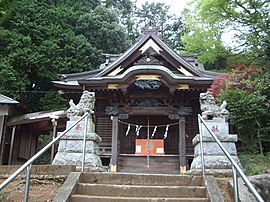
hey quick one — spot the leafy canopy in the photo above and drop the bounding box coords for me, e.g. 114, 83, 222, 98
181, 0, 270, 68
0, 0, 131, 112
209, 64, 270, 153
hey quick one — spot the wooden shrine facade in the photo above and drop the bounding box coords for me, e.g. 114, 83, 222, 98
53, 26, 217, 174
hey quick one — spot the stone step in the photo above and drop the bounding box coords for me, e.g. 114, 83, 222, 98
76, 183, 206, 198
70, 195, 209, 202
81, 172, 203, 186
55, 173, 224, 202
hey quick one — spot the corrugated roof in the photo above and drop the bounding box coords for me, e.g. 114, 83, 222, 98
7, 109, 66, 126
0, 94, 19, 104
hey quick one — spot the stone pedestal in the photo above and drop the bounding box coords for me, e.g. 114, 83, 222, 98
190, 118, 242, 176
52, 120, 103, 171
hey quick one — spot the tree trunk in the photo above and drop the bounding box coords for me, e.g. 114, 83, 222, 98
255, 118, 263, 155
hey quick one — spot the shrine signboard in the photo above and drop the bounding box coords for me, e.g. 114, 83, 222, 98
135, 139, 164, 155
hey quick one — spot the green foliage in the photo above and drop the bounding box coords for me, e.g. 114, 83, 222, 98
181, 3, 230, 66
239, 153, 270, 176
213, 65, 270, 153
39, 92, 68, 111
220, 89, 268, 152
163, 16, 186, 51
134, 1, 186, 51
0, 0, 130, 112
34, 133, 53, 165
197, 0, 269, 52
256, 71, 270, 99
136, 2, 172, 30
102, 0, 140, 43
181, 0, 270, 67
76, 6, 131, 54
0, 190, 8, 201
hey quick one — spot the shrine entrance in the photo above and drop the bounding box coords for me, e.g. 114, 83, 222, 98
112, 114, 186, 174
120, 115, 179, 155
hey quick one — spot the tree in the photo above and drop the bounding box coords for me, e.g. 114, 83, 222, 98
182, 0, 270, 67
101, 0, 140, 42
163, 16, 186, 51
208, 65, 270, 153
75, 6, 131, 54
181, 4, 230, 67
0, 0, 131, 112
197, 0, 269, 54
135, 1, 186, 51
136, 2, 172, 37
220, 89, 268, 154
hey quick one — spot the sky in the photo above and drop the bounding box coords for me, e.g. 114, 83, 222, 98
136, 0, 235, 46
136, 0, 190, 16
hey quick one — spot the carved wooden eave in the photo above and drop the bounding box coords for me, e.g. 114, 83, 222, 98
79, 65, 213, 93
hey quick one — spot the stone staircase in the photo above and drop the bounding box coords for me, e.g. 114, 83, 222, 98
54, 172, 219, 202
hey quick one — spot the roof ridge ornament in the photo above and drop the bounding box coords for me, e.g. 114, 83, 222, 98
141, 25, 160, 36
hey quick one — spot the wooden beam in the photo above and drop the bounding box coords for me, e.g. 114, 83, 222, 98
110, 116, 118, 172
179, 116, 186, 174
124, 107, 175, 115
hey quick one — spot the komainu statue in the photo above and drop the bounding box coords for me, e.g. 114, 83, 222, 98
199, 91, 229, 120
66, 91, 95, 120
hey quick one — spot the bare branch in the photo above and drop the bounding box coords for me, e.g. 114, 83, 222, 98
234, 0, 251, 15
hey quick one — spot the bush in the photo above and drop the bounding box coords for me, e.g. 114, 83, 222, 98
238, 152, 270, 176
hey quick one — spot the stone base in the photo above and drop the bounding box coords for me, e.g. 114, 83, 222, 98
52, 120, 103, 170
57, 136, 100, 155
52, 152, 103, 169
190, 118, 242, 175
192, 134, 239, 156
199, 118, 229, 136
187, 169, 235, 177
190, 155, 241, 170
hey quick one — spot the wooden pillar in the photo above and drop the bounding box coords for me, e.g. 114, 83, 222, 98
179, 116, 186, 174
51, 117, 58, 163
8, 126, 16, 165
110, 116, 118, 172
0, 116, 5, 164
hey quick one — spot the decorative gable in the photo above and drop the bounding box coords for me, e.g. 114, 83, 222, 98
139, 38, 162, 54
101, 29, 202, 79
134, 47, 162, 66
53, 26, 217, 92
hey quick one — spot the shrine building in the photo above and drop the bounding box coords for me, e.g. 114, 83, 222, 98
53, 26, 217, 174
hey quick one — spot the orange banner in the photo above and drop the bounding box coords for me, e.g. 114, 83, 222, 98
135, 139, 164, 155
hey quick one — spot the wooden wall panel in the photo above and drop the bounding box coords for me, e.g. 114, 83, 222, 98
96, 116, 112, 148
186, 116, 198, 156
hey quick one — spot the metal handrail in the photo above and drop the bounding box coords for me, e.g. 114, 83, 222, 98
0, 111, 89, 199
198, 114, 264, 202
